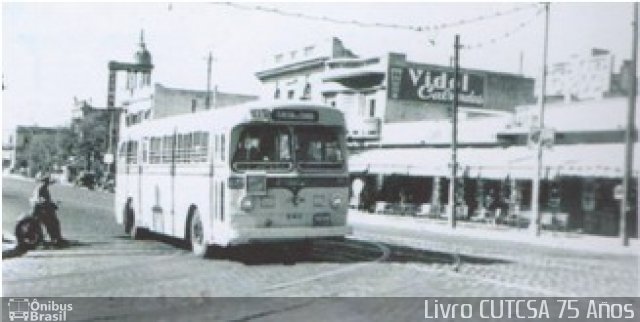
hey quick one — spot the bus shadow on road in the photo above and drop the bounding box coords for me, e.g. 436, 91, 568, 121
205, 239, 511, 267
125, 232, 510, 267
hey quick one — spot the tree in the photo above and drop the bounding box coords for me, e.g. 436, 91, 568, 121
23, 129, 74, 175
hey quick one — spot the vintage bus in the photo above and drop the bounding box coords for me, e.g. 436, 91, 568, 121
114, 101, 352, 256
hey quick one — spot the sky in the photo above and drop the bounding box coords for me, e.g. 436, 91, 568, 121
1, 2, 637, 143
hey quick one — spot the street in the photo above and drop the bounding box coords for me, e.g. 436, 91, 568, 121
2, 176, 638, 299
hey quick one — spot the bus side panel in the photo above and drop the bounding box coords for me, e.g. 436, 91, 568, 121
172, 164, 210, 239
142, 165, 171, 234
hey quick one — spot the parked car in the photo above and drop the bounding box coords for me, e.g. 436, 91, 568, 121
99, 173, 115, 193
74, 171, 97, 190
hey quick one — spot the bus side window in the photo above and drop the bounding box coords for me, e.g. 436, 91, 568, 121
142, 138, 148, 163
130, 141, 138, 164
162, 136, 173, 164
194, 132, 209, 163
221, 134, 225, 161
149, 137, 161, 164
118, 142, 127, 163
214, 134, 219, 162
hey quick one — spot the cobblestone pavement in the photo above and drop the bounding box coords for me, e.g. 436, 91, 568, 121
3, 177, 638, 299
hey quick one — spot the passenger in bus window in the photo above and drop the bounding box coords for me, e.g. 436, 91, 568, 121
234, 141, 249, 161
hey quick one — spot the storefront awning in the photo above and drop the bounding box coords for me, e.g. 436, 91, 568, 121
349, 144, 639, 179
322, 67, 385, 89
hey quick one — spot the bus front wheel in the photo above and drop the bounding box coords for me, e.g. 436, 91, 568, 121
189, 209, 209, 257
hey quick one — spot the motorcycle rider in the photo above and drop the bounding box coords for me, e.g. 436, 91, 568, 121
31, 174, 66, 245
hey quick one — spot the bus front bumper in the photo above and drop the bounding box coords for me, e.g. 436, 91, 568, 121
216, 225, 352, 246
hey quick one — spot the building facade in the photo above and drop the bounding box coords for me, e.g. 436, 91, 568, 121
255, 37, 535, 142
110, 33, 258, 132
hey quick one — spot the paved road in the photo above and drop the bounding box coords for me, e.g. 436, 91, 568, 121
2, 176, 638, 302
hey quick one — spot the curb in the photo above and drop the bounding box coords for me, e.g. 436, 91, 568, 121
349, 212, 640, 256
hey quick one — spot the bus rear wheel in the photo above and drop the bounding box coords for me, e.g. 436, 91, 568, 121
189, 209, 209, 257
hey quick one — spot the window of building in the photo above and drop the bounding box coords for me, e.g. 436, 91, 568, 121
275, 54, 283, 63
191, 99, 197, 113
274, 88, 281, 99
287, 90, 295, 100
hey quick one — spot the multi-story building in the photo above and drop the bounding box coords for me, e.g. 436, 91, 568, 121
111, 32, 258, 130
255, 37, 535, 142
547, 48, 615, 101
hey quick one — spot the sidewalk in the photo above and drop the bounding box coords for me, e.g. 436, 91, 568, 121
348, 210, 640, 256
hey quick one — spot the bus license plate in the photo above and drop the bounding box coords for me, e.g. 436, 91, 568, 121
313, 213, 332, 226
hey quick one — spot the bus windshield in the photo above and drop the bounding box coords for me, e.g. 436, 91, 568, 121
295, 126, 344, 169
232, 125, 293, 171
232, 124, 344, 171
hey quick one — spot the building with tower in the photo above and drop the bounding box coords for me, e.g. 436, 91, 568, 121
111, 32, 258, 130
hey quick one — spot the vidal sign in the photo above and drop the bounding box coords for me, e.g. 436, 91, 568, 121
388, 66, 485, 106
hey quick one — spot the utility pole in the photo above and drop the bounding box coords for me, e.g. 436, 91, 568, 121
531, 3, 550, 236
448, 34, 461, 229
206, 51, 213, 110
620, 2, 638, 246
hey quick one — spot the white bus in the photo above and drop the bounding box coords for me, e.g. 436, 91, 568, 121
114, 101, 352, 256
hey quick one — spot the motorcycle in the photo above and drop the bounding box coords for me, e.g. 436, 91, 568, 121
14, 201, 61, 250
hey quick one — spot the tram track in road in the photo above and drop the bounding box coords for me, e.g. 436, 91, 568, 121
351, 230, 587, 297
249, 238, 391, 296
355, 229, 635, 275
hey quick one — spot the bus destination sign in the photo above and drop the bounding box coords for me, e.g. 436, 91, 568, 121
272, 109, 319, 122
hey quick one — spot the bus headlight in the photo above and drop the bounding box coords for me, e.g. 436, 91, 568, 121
330, 195, 343, 209
240, 196, 255, 212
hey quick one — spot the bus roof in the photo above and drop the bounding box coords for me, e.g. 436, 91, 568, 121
122, 100, 345, 138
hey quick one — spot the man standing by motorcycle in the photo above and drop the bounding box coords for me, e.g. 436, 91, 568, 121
31, 174, 66, 246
